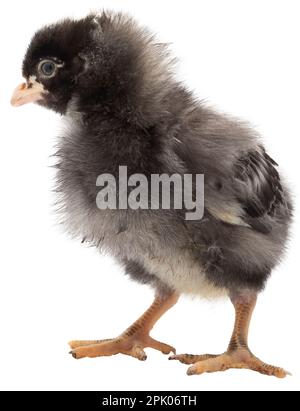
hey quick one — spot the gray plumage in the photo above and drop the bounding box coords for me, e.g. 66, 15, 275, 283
19, 11, 293, 299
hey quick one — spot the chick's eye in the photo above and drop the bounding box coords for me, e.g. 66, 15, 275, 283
39, 60, 56, 77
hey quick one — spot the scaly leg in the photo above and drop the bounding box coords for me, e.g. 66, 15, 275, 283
69, 292, 179, 360
170, 292, 289, 378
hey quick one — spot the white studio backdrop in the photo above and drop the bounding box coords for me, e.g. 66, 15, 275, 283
0, 0, 299, 391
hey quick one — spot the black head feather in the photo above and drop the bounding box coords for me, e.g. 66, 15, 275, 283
21, 12, 178, 118
22, 16, 98, 113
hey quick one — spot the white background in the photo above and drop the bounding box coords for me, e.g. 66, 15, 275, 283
0, 0, 299, 391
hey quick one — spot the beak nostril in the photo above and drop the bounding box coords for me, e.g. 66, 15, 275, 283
19, 83, 27, 90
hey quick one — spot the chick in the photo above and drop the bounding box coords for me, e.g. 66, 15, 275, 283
11, 12, 292, 377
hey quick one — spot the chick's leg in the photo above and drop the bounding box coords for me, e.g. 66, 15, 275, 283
69, 292, 178, 360
170, 293, 289, 378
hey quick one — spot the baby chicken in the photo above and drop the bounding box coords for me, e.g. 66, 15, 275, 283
11, 12, 292, 377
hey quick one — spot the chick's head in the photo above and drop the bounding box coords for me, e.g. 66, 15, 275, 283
12, 13, 148, 114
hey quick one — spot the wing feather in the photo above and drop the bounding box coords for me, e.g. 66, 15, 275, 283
234, 146, 284, 218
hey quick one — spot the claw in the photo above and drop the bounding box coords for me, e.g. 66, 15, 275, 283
186, 366, 197, 376
69, 351, 77, 359
131, 346, 147, 361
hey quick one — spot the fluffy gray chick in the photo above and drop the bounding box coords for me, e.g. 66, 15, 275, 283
11, 12, 292, 377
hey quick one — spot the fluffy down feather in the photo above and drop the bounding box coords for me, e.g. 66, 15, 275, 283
20, 11, 292, 297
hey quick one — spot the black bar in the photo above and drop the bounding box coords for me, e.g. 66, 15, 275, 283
0, 391, 201, 408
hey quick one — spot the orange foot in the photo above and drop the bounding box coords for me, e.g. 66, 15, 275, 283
69, 335, 175, 360
169, 349, 290, 378
69, 293, 179, 360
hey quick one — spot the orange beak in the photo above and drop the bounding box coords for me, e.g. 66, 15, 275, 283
11, 79, 47, 107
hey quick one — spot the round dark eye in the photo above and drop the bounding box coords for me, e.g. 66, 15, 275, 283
39, 60, 56, 76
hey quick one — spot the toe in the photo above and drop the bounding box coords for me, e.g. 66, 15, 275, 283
169, 353, 217, 365
69, 339, 112, 349
148, 337, 176, 355
69, 340, 91, 350
69, 341, 122, 359
186, 354, 234, 375
186, 362, 207, 376
247, 357, 290, 378
130, 346, 147, 361
186, 365, 199, 375
169, 354, 196, 364
69, 347, 88, 359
